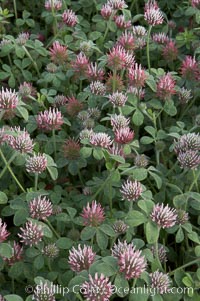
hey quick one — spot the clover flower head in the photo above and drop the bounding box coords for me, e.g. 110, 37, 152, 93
42, 243, 59, 258
108, 91, 128, 107
8, 127, 34, 154
62, 9, 78, 27
162, 40, 178, 62
3, 241, 23, 266
0, 218, 10, 243
49, 41, 68, 64
113, 220, 129, 234
29, 196, 53, 220
151, 245, 167, 263
81, 273, 113, 301
151, 203, 177, 228
111, 114, 130, 131
177, 150, 200, 169
81, 200, 105, 227
0, 88, 19, 110
156, 73, 176, 100
26, 153, 48, 174
128, 63, 147, 87
118, 244, 147, 279
114, 127, 134, 144
18, 221, 43, 246
90, 81, 106, 96
33, 282, 55, 301
181, 56, 200, 81
45, 0, 62, 10
37, 108, 64, 131
150, 271, 171, 294
144, 0, 164, 26
68, 244, 96, 272
120, 179, 142, 201
90, 132, 112, 148
87, 63, 105, 81
63, 138, 81, 160
66, 96, 84, 116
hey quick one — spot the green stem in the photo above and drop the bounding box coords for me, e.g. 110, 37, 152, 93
121, 166, 136, 175
189, 169, 200, 192
166, 183, 183, 195
132, 278, 137, 288
28, 95, 37, 102
130, 0, 136, 12
179, 98, 196, 121
52, 129, 57, 160
34, 173, 38, 191
102, 12, 115, 43
152, 113, 160, 166
189, 125, 198, 133
8, 53, 13, 68
103, 22, 110, 42
63, 0, 68, 10
0, 152, 17, 179
169, 258, 200, 276
155, 150, 160, 166
192, 225, 200, 232
129, 201, 133, 212
158, 113, 163, 130
146, 25, 152, 74
93, 0, 98, 12
79, 80, 82, 92
135, 0, 139, 14
162, 236, 167, 272
185, 230, 190, 250
109, 179, 113, 217
13, 0, 18, 20
45, 32, 60, 49
154, 228, 163, 271
112, 69, 117, 92
47, 258, 52, 271
78, 169, 84, 187
118, 107, 123, 115
22, 46, 40, 77
76, 293, 84, 301
120, 69, 125, 80
0, 110, 5, 121
45, 219, 60, 239
0, 149, 25, 192
166, 161, 179, 177
51, 0, 58, 35
91, 236, 94, 246
110, 235, 117, 248
12, 277, 15, 293
90, 173, 113, 201
147, 178, 157, 194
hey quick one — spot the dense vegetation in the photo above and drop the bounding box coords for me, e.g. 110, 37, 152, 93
0, 0, 200, 300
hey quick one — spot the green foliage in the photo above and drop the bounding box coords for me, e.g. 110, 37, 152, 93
0, 0, 200, 299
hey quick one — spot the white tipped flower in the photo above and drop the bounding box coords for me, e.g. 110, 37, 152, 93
108, 91, 128, 107
0, 88, 19, 110
120, 180, 142, 201
111, 114, 130, 131
90, 132, 112, 148
150, 271, 171, 294
26, 153, 47, 174
18, 221, 43, 246
151, 203, 177, 229
68, 244, 96, 272
144, 0, 164, 26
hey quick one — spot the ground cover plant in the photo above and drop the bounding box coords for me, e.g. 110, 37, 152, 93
0, 0, 200, 300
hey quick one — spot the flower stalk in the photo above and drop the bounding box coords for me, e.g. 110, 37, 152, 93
0, 149, 25, 192
147, 25, 152, 74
